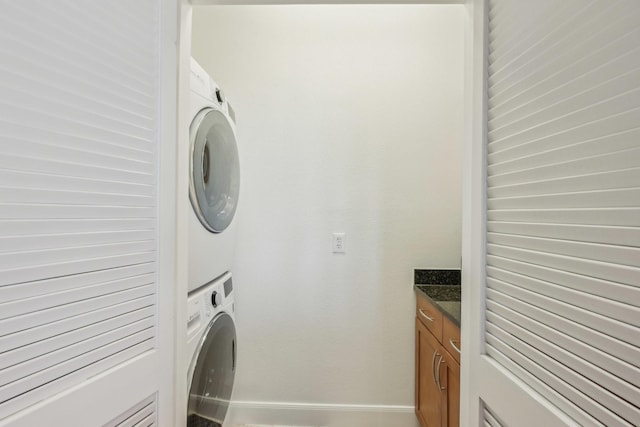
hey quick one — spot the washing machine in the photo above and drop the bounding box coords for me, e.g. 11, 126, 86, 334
186, 271, 237, 427
188, 57, 240, 293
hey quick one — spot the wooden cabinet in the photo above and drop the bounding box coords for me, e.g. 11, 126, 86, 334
415, 294, 461, 427
441, 348, 460, 427
443, 314, 461, 365
416, 290, 443, 341
416, 319, 442, 427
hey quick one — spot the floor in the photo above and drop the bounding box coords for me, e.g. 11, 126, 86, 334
230, 425, 313, 427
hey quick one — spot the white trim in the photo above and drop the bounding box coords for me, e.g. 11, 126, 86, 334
460, 0, 487, 426
173, 1, 193, 426
193, 0, 463, 4
228, 401, 418, 427
157, 0, 180, 425
233, 401, 414, 412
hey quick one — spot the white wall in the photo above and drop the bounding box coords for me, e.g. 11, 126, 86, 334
192, 5, 464, 426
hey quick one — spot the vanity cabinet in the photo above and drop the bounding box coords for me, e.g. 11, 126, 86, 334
415, 293, 461, 427
441, 347, 460, 427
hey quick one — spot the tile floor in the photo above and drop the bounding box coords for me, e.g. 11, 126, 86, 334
230, 425, 313, 427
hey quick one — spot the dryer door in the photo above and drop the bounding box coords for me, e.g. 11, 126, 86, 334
188, 312, 236, 426
190, 108, 240, 233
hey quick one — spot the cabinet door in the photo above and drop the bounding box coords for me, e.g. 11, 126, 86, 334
416, 319, 442, 427
439, 350, 460, 427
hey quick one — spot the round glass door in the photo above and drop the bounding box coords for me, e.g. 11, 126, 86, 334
188, 312, 236, 426
190, 108, 240, 233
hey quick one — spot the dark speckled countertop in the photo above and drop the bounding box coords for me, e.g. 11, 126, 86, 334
414, 269, 461, 327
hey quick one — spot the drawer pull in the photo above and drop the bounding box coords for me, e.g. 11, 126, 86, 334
431, 350, 439, 383
449, 339, 461, 355
419, 309, 434, 322
436, 355, 445, 391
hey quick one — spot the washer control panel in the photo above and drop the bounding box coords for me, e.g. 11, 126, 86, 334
187, 272, 234, 338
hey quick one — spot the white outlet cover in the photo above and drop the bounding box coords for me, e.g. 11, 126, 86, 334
332, 232, 345, 253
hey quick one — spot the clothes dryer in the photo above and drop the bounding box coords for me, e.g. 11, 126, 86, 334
188, 58, 240, 292
186, 272, 236, 427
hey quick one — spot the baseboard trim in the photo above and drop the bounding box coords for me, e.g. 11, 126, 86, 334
227, 401, 419, 427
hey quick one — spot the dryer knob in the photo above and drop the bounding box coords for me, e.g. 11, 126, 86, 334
211, 291, 222, 308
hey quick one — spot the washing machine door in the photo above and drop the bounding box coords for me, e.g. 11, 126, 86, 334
190, 108, 240, 233
188, 312, 236, 425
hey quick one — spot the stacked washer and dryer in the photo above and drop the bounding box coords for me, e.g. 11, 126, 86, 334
186, 58, 240, 427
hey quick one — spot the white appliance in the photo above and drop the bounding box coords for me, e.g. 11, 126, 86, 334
186, 272, 237, 427
188, 58, 240, 293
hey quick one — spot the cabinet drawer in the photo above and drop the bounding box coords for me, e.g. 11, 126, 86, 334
416, 294, 443, 342
443, 316, 461, 364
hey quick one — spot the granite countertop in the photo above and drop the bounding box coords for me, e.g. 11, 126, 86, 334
414, 269, 461, 327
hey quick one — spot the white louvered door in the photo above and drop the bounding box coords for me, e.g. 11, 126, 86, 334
463, 0, 640, 426
0, 1, 176, 426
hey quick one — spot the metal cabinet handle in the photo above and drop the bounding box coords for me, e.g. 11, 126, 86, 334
430, 350, 439, 383
449, 339, 461, 355
419, 309, 434, 322
436, 355, 446, 391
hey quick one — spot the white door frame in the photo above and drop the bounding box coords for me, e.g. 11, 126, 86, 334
159, 0, 184, 425
176, 1, 468, 426
459, 0, 487, 424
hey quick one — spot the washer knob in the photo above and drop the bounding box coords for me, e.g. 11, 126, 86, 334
215, 88, 224, 105
211, 291, 222, 308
